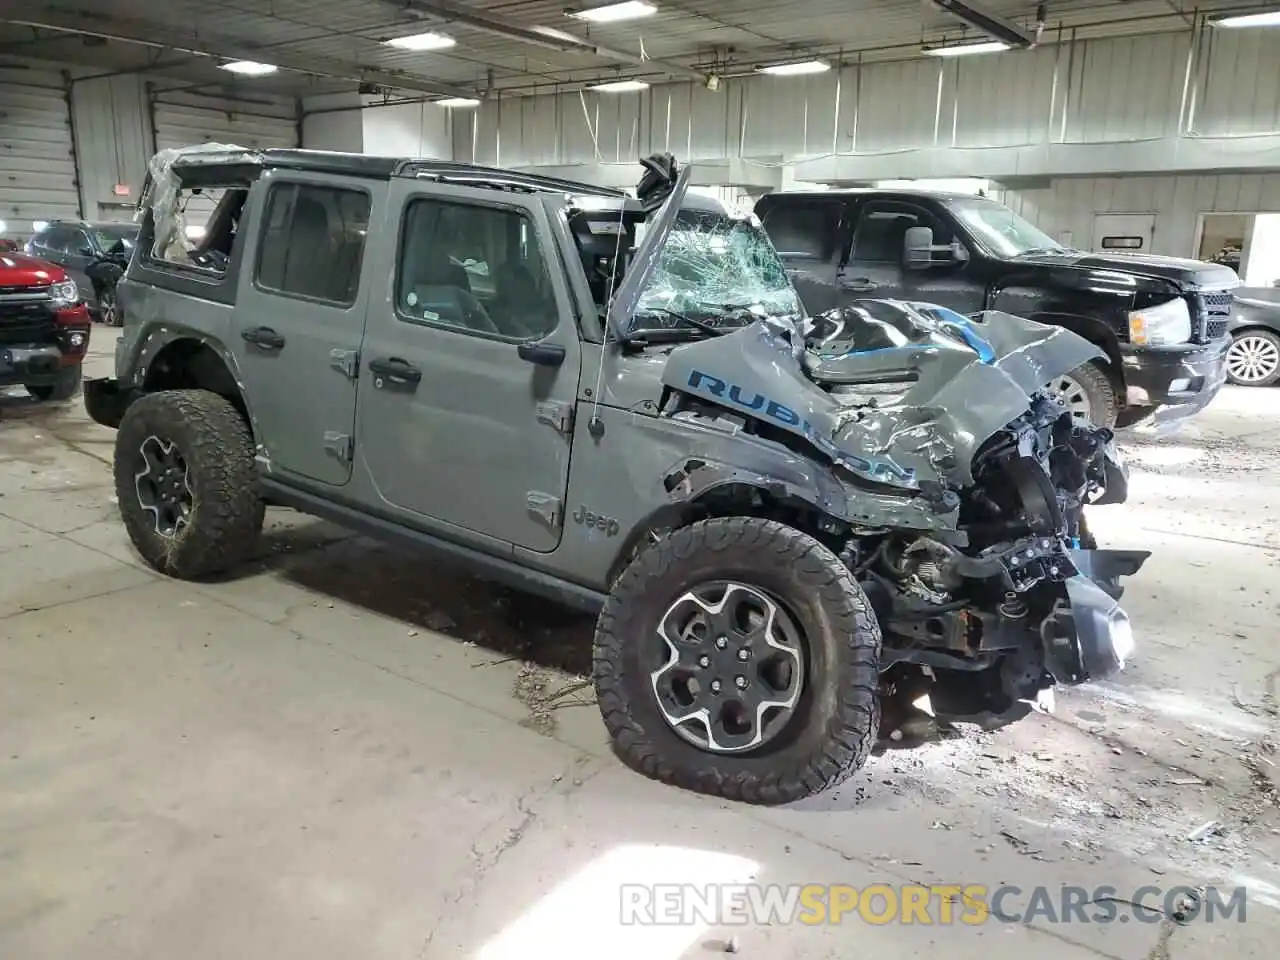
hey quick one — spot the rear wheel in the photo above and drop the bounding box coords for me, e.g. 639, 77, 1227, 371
1226, 329, 1280, 387
97, 286, 120, 326
1049, 361, 1117, 428
25, 367, 82, 402
594, 517, 881, 805
115, 389, 264, 579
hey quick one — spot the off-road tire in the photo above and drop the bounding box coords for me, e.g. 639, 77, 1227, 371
594, 517, 881, 805
115, 389, 264, 579
25, 367, 82, 402
1066, 361, 1118, 428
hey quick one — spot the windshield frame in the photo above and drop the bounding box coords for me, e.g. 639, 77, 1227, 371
621, 206, 803, 339
944, 197, 1065, 259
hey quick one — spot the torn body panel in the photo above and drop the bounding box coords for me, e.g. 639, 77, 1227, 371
623, 297, 1144, 730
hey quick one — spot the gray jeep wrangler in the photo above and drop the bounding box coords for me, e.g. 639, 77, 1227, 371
86, 145, 1148, 806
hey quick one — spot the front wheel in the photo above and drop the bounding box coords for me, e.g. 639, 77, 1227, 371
1226, 329, 1280, 387
1049, 361, 1118, 428
594, 517, 881, 805
115, 389, 265, 579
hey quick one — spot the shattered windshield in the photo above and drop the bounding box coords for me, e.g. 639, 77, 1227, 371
947, 198, 1065, 258
626, 209, 802, 336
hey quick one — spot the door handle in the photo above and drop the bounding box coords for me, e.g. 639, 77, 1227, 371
368, 356, 423, 387
517, 341, 566, 367
841, 277, 878, 293
241, 326, 286, 351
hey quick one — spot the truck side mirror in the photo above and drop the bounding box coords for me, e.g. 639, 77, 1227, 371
903, 226, 934, 270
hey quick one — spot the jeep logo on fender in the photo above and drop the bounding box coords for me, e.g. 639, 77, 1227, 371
573, 505, 620, 537
685, 369, 917, 486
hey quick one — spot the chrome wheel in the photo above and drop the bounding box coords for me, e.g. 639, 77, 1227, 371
1050, 373, 1093, 423
650, 581, 806, 754
134, 435, 193, 537
1226, 334, 1280, 385
99, 289, 119, 326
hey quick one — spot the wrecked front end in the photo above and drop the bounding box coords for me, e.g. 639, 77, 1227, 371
659, 299, 1149, 731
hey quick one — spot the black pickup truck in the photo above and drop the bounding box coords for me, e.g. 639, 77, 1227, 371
755, 189, 1236, 428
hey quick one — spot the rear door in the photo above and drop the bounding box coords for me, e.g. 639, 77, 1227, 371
354, 180, 581, 554
756, 196, 848, 314
231, 171, 375, 487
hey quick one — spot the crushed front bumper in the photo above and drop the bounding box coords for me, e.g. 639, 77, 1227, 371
1043, 548, 1150, 684
1120, 336, 1229, 430
83, 377, 137, 429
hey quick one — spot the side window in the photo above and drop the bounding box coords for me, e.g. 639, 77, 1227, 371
149, 185, 251, 277
759, 200, 841, 260
42, 225, 74, 254
69, 230, 93, 255
254, 183, 371, 305
850, 201, 951, 264
396, 198, 559, 341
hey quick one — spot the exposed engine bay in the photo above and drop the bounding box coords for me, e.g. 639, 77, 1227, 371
654, 298, 1150, 730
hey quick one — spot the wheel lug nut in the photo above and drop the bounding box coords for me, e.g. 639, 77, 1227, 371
715, 636, 728, 649
710, 680, 722, 694
735, 676, 748, 690
698, 655, 711, 668
737, 649, 750, 661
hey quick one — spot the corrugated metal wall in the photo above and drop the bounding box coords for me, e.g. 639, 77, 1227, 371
458, 29, 1280, 168
997, 174, 1280, 257
0, 64, 78, 239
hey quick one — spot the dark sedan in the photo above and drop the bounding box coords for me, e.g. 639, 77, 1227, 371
24, 220, 138, 325
1227, 286, 1280, 386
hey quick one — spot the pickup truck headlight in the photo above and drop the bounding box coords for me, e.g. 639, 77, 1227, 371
1127, 297, 1190, 346
50, 279, 79, 306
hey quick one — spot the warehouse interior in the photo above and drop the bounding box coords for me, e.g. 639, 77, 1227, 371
3, 1, 1280, 958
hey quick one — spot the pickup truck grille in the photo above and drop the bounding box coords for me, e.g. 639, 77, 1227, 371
1188, 289, 1233, 343
0, 284, 57, 345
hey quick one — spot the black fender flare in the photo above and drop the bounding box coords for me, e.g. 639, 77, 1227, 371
126, 325, 262, 439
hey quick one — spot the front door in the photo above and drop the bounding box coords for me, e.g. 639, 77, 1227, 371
355, 182, 581, 554
230, 171, 375, 487
840, 199, 986, 314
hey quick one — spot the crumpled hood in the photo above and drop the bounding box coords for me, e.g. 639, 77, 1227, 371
660, 299, 1105, 491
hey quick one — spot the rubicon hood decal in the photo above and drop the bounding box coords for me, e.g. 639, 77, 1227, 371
661, 300, 1106, 491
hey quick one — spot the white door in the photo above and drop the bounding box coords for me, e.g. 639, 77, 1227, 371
1091, 214, 1156, 254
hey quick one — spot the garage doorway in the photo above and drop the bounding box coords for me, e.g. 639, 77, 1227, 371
1090, 213, 1156, 254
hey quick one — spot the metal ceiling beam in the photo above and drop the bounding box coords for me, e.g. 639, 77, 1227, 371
384, 0, 709, 83
929, 0, 1037, 47
0, 2, 481, 99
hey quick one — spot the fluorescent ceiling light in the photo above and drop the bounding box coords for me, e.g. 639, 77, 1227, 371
385, 31, 456, 51
589, 79, 650, 92
569, 1, 658, 22
922, 40, 1011, 56
1211, 10, 1280, 27
435, 97, 481, 108
220, 60, 278, 75
757, 59, 830, 76
32, 220, 49, 232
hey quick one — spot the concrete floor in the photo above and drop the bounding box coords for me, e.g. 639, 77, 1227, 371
2, 329, 1277, 959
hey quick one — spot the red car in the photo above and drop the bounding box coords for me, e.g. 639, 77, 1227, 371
0, 251, 92, 401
